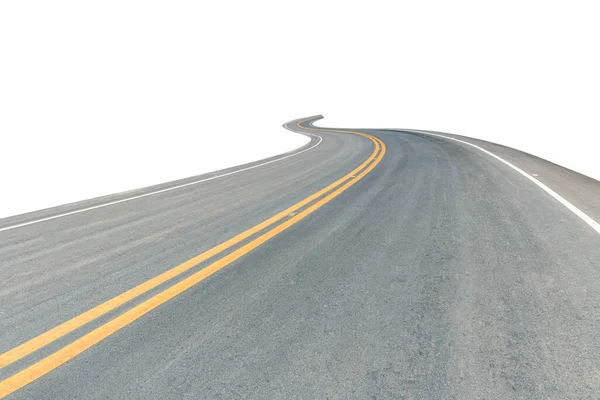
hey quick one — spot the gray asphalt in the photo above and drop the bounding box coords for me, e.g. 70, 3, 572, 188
1, 116, 600, 399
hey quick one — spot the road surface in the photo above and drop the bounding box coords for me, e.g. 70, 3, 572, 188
1, 116, 600, 399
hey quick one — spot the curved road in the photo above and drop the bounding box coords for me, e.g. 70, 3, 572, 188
1, 116, 600, 398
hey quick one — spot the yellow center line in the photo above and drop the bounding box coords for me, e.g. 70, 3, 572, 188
0, 117, 378, 371
0, 119, 386, 397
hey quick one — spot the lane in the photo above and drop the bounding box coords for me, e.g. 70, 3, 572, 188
0, 132, 322, 232
0, 116, 370, 357
3, 118, 600, 398
402, 128, 600, 223
399, 129, 600, 235
0, 116, 384, 397
0, 132, 322, 231
0, 120, 329, 371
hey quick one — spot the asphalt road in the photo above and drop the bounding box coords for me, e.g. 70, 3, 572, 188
1, 116, 600, 399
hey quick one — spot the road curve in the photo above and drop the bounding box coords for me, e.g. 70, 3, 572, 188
1, 116, 600, 399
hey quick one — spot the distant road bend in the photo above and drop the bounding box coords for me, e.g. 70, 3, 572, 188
1, 115, 600, 399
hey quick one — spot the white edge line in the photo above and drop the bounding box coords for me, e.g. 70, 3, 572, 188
404, 129, 600, 236
0, 126, 322, 233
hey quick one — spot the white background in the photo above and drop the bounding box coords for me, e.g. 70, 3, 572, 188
1, 0, 599, 219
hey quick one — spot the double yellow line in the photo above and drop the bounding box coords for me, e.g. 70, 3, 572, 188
0, 118, 386, 398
